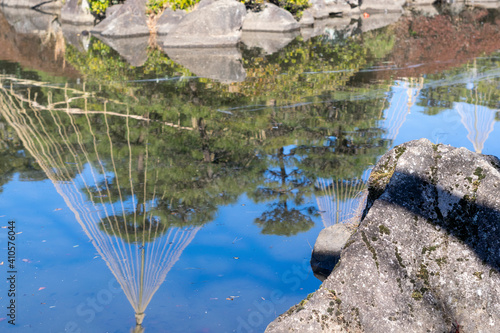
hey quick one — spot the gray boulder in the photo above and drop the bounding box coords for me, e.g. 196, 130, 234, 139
360, 0, 405, 13
406, 4, 439, 16
61, 0, 95, 25
0, 6, 56, 35
266, 139, 500, 333
310, 223, 353, 281
469, 1, 500, 9
162, 0, 246, 47
162, 47, 246, 83
0, 0, 62, 9
156, 8, 186, 35
299, 9, 314, 26
242, 3, 299, 32
105, 4, 123, 17
91, 0, 149, 37
306, 0, 355, 19
406, 0, 436, 4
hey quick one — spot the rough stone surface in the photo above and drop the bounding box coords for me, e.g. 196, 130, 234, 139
163, 47, 246, 83
105, 4, 123, 17
299, 9, 314, 26
61, 0, 95, 25
91, 0, 149, 37
406, 4, 439, 16
360, 0, 405, 13
307, 0, 354, 19
241, 30, 299, 54
0, 0, 62, 9
470, 1, 500, 9
156, 8, 186, 35
1, 6, 57, 35
242, 3, 299, 32
311, 224, 353, 281
407, 0, 436, 4
162, 0, 245, 47
266, 139, 500, 333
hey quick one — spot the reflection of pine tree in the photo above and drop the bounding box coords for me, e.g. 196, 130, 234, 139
0, 116, 45, 191
251, 147, 315, 236
0, 78, 254, 330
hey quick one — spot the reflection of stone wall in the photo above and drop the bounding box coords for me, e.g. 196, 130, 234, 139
0, 9, 79, 78
163, 47, 246, 83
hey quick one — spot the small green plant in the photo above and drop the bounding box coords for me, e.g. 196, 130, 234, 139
241, 0, 265, 12
147, 0, 199, 13
89, 0, 124, 16
270, 0, 309, 18
241, 0, 310, 19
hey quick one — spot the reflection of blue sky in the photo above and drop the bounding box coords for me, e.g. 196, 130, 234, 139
377, 75, 500, 158
0, 176, 322, 332
379, 79, 422, 144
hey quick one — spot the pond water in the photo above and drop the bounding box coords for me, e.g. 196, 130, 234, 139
1, 4, 500, 333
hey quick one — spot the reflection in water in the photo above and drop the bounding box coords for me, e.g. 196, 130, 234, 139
455, 73, 497, 154
456, 102, 496, 154
381, 77, 424, 144
315, 178, 367, 228
0, 77, 201, 330
313, 77, 425, 229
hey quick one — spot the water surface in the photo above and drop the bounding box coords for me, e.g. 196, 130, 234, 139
1, 5, 500, 333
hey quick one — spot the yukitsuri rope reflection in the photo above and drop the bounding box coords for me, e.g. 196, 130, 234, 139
381, 77, 424, 144
314, 77, 424, 229
0, 77, 200, 327
315, 178, 367, 228
456, 85, 496, 154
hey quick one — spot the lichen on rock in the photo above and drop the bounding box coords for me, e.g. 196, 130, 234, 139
266, 139, 500, 333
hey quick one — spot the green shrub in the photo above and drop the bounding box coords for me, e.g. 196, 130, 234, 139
147, 0, 200, 13
241, 0, 310, 19
270, 0, 309, 18
88, 0, 124, 16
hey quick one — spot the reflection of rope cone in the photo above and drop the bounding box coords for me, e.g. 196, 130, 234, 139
315, 178, 367, 228
0, 78, 200, 327
135, 312, 145, 326
456, 101, 496, 154
382, 77, 423, 143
